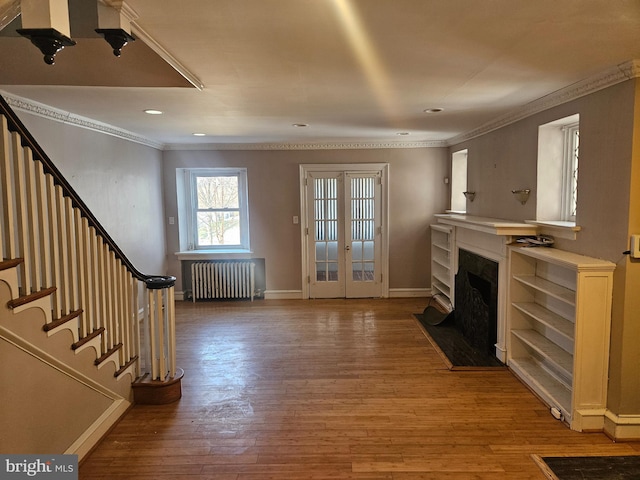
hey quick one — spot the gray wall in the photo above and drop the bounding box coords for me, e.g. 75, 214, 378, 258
16, 112, 167, 276
450, 78, 640, 416
162, 147, 449, 293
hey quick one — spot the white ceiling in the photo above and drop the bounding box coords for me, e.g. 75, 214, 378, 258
1, 0, 640, 148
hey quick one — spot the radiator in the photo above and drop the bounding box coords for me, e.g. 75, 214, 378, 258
191, 261, 256, 302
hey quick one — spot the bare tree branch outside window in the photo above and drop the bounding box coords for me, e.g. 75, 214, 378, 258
196, 176, 240, 246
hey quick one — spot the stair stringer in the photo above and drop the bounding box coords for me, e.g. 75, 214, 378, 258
0, 268, 136, 392
0, 267, 136, 459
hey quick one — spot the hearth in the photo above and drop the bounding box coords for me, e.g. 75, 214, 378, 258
454, 249, 499, 358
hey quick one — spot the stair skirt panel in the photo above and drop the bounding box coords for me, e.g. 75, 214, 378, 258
0, 329, 131, 459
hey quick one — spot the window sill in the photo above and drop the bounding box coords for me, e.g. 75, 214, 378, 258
175, 250, 253, 260
525, 220, 581, 240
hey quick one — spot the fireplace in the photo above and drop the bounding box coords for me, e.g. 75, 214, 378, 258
454, 249, 499, 357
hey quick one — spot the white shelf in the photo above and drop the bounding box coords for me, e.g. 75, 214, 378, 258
509, 357, 572, 420
507, 246, 614, 432
511, 329, 573, 379
513, 274, 576, 306
512, 302, 574, 342
432, 241, 451, 253
430, 224, 454, 305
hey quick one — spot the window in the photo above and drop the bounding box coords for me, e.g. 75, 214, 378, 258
562, 124, 579, 221
179, 168, 250, 251
450, 149, 468, 212
537, 114, 579, 224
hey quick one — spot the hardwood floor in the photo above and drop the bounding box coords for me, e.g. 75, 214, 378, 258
80, 298, 640, 479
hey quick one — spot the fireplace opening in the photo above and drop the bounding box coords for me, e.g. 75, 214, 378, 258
454, 249, 499, 358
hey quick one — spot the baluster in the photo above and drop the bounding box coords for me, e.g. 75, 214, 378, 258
87, 227, 99, 336
11, 132, 31, 295
0, 115, 16, 261
120, 265, 130, 366
147, 286, 158, 379
102, 242, 113, 351
24, 148, 42, 292
54, 185, 70, 316
45, 176, 62, 316
34, 161, 52, 292
96, 236, 108, 351
74, 209, 88, 337
132, 279, 141, 377
78, 218, 93, 337
166, 287, 176, 378
64, 197, 79, 315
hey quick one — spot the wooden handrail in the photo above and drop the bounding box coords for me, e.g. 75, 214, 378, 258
0, 94, 175, 290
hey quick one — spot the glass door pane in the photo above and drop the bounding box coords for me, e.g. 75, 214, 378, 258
313, 177, 340, 283
350, 176, 376, 282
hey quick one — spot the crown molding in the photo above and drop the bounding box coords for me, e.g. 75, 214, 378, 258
0, 0, 20, 32
3, 60, 638, 152
447, 59, 640, 146
163, 140, 448, 151
0, 91, 164, 150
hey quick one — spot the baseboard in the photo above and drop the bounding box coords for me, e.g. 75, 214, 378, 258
174, 291, 185, 301
264, 290, 303, 300
65, 398, 132, 461
604, 411, 640, 440
262, 289, 429, 299
389, 288, 430, 298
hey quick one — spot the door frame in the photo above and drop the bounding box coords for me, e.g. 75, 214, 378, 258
299, 163, 389, 299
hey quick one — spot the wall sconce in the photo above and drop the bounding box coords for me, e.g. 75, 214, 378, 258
463, 191, 476, 202
512, 189, 531, 205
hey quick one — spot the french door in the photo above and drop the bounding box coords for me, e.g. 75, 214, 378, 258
301, 164, 388, 298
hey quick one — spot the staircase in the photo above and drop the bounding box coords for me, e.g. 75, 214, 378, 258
0, 95, 181, 459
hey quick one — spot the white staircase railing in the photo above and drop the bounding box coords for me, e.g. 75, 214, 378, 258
0, 95, 179, 392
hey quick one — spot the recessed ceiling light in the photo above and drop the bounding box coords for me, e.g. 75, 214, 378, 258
292, 123, 308, 127
192, 133, 206, 136
144, 109, 163, 115
396, 132, 410, 136
424, 108, 444, 114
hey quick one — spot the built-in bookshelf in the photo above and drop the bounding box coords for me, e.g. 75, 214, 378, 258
507, 245, 615, 431
430, 224, 454, 309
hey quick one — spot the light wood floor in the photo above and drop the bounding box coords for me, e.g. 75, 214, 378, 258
80, 298, 640, 479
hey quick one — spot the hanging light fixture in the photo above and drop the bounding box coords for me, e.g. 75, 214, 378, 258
16, 0, 76, 65
16, 0, 136, 64
95, 0, 136, 57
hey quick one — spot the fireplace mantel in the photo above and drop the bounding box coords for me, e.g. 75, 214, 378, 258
431, 214, 538, 363
434, 214, 538, 237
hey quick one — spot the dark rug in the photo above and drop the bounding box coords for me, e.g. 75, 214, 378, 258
414, 313, 504, 369
534, 455, 640, 480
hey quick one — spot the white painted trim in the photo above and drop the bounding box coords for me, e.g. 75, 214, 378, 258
0, 326, 129, 459
0, 91, 164, 150
3, 60, 639, 150
389, 288, 430, 298
64, 398, 131, 461
264, 290, 304, 300
448, 59, 640, 146
164, 140, 447, 151
604, 410, 640, 440
0, 0, 20, 32
299, 163, 390, 299
130, 23, 204, 91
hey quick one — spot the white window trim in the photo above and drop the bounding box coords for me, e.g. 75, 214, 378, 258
561, 123, 579, 222
175, 167, 251, 254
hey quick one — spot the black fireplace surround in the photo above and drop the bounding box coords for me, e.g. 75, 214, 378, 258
454, 249, 499, 357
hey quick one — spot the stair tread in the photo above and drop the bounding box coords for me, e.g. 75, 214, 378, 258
7, 286, 57, 309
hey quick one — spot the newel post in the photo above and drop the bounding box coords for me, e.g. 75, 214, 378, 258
132, 275, 184, 404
